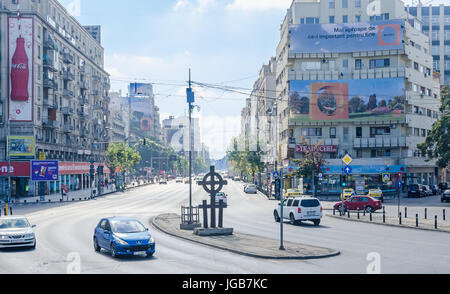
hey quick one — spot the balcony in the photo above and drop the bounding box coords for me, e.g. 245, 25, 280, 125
43, 77, 57, 89
61, 107, 74, 116
63, 70, 75, 81
92, 89, 100, 96
79, 65, 86, 74
43, 118, 58, 128
43, 99, 58, 109
354, 137, 407, 148
43, 58, 58, 72
63, 53, 74, 64
79, 96, 89, 105
63, 89, 74, 98
80, 129, 89, 137
63, 125, 75, 133
80, 81, 89, 90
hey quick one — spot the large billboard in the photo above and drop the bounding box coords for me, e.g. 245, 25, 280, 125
8, 136, 35, 159
129, 83, 153, 97
289, 78, 405, 123
8, 17, 34, 122
290, 20, 404, 54
31, 161, 59, 182
124, 97, 153, 138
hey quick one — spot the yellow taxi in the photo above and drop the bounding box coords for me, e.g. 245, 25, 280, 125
285, 189, 302, 198
368, 188, 384, 201
340, 188, 355, 201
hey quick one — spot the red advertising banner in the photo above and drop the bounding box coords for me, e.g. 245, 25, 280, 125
295, 145, 338, 153
0, 162, 31, 177
8, 17, 34, 122
58, 162, 110, 175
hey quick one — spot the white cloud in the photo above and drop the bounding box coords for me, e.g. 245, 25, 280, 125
173, 0, 216, 13
226, 0, 292, 11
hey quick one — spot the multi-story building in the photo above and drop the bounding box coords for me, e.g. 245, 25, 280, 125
274, 0, 441, 196
108, 91, 127, 143
0, 0, 111, 198
406, 3, 450, 86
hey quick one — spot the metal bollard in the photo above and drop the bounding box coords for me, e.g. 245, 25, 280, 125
444, 209, 446, 221
348, 210, 350, 218
363, 209, 366, 217
399, 212, 402, 225
333, 209, 335, 216
9, 206, 12, 215
405, 207, 407, 219
357, 208, 360, 219
416, 214, 419, 227
370, 212, 373, 222
435, 216, 438, 229
425, 208, 427, 219
383, 209, 386, 223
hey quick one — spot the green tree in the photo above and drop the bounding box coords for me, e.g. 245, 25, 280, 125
418, 86, 450, 168
106, 142, 141, 175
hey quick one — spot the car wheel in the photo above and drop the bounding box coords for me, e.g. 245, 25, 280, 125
274, 211, 280, 223
110, 243, 118, 258
290, 214, 297, 225
94, 237, 101, 252
313, 219, 321, 226
365, 206, 374, 213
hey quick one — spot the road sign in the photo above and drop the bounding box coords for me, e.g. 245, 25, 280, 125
342, 154, 353, 166
267, 173, 271, 180
382, 173, 391, 182
398, 180, 403, 189
273, 171, 279, 179
344, 166, 352, 175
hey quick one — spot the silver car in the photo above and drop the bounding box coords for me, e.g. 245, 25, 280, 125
245, 184, 258, 194
0, 216, 36, 249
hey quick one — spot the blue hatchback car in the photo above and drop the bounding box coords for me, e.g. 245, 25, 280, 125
93, 217, 156, 258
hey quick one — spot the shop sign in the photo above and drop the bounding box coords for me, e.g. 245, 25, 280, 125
296, 145, 338, 153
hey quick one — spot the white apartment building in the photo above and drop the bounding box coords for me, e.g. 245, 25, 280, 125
275, 0, 441, 196
0, 0, 111, 198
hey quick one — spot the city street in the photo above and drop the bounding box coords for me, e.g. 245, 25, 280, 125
1, 180, 450, 274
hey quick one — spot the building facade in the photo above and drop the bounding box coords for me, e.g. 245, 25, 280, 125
0, 0, 111, 198
273, 0, 441, 196
406, 3, 450, 86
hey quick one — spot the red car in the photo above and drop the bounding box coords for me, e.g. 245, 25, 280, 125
334, 196, 382, 213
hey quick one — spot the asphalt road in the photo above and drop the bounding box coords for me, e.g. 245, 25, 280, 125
1, 180, 450, 274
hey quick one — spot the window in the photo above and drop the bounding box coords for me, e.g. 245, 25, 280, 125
343, 59, 349, 68
329, 0, 335, 9
385, 149, 391, 157
302, 128, 322, 137
355, 59, 362, 69
431, 45, 439, 55
421, 129, 426, 137
306, 17, 315, 24
370, 127, 390, 137
292, 200, 300, 207
343, 15, 348, 23
342, 0, 348, 9
356, 127, 362, 138
287, 199, 293, 207
355, 15, 361, 22
329, 16, 335, 23
414, 62, 419, 70
370, 59, 390, 68
343, 127, 349, 142
371, 150, 377, 158
355, 0, 361, 8
330, 127, 336, 138
356, 150, 363, 158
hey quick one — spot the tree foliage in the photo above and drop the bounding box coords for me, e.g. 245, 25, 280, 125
292, 137, 326, 179
418, 86, 450, 168
227, 135, 266, 179
106, 142, 141, 174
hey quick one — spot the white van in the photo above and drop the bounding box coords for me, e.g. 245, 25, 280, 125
274, 196, 323, 226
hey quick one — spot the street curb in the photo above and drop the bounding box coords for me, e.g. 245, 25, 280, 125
328, 214, 450, 233
151, 214, 341, 260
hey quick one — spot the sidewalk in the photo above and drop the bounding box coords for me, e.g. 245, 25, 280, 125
328, 210, 450, 233
152, 214, 340, 260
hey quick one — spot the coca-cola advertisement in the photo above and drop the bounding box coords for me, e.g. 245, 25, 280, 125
8, 17, 34, 122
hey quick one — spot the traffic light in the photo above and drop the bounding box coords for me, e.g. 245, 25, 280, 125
90, 164, 95, 177
274, 179, 281, 199
342, 175, 347, 187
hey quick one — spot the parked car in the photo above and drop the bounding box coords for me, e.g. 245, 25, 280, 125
0, 216, 36, 249
441, 190, 450, 203
175, 177, 183, 183
420, 185, 431, 197
274, 197, 323, 226
340, 188, 356, 201
408, 184, 425, 198
334, 196, 383, 213
159, 179, 167, 185
215, 192, 228, 206
93, 217, 155, 258
430, 185, 439, 195
244, 184, 257, 194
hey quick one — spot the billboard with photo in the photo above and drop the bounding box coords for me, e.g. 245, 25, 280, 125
31, 161, 59, 182
8, 136, 35, 159
289, 20, 404, 54
289, 78, 405, 123
8, 17, 34, 122
129, 83, 153, 97
123, 97, 154, 138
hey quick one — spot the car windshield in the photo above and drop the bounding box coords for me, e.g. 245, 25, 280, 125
0, 218, 30, 229
110, 220, 147, 234
301, 199, 320, 207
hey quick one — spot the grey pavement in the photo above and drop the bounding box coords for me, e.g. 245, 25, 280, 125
152, 213, 340, 260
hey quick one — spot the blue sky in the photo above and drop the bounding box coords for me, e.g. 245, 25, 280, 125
59, 0, 292, 159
